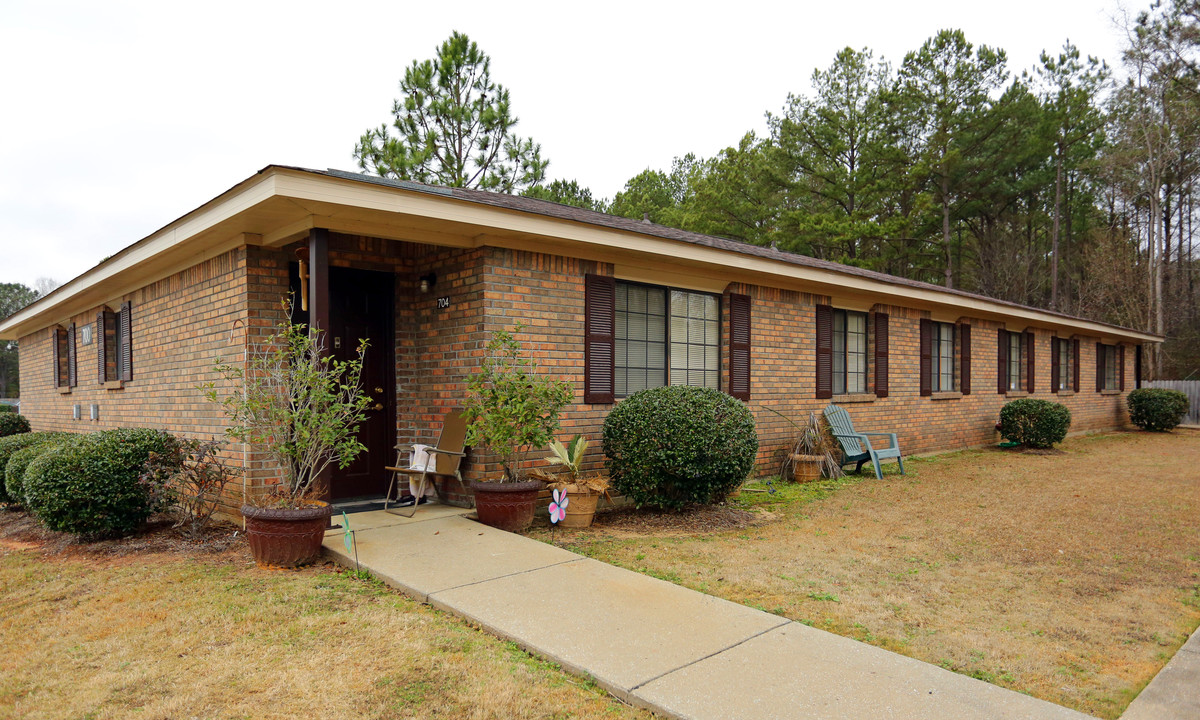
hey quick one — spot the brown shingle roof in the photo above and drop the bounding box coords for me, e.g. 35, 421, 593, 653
306, 167, 1149, 335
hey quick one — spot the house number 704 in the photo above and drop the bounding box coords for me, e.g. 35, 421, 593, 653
436, 296, 450, 309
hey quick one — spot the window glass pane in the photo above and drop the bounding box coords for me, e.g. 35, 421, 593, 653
667, 289, 721, 389
647, 314, 665, 342
670, 315, 686, 341
671, 342, 686, 370
615, 283, 667, 397
670, 291, 687, 316
647, 289, 665, 315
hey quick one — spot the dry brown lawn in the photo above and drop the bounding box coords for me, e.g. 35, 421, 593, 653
0, 514, 647, 720
536, 430, 1200, 719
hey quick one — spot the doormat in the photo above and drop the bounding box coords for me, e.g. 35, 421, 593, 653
332, 497, 389, 514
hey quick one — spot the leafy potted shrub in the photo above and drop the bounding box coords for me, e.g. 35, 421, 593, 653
462, 326, 572, 533
539, 435, 610, 528
205, 304, 371, 566
603, 385, 758, 510
1127, 388, 1189, 431
766, 408, 842, 482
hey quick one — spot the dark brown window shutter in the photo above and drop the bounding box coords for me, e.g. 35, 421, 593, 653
1025, 331, 1035, 393
1095, 342, 1104, 392
728, 293, 751, 401
815, 304, 833, 399
67, 323, 77, 388
583, 274, 615, 404
1073, 339, 1081, 392
919, 318, 932, 396
119, 301, 133, 382
96, 311, 106, 384
997, 328, 1008, 394
959, 323, 971, 395
873, 312, 889, 398
52, 327, 64, 388
98, 308, 116, 383
1118, 345, 1125, 391
1135, 344, 1143, 389
1050, 338, 1060, 393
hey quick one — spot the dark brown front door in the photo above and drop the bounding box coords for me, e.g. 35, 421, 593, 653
327, 267, 395, 500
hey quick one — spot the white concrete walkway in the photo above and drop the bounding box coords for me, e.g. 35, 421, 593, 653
324, 509, 1110, 719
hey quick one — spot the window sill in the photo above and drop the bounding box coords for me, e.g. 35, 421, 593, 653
1004, 391, 1029, 398
1054, 390, 1076, 397
103, 380, 124, 391
1100, 389, 1121, 396
56, 386, 72, 395
834, 393, 877, 403
931, 391, 962, 401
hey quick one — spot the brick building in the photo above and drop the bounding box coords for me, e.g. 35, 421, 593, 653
0, 166, 1161, 516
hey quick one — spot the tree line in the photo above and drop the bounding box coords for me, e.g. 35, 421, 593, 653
357, 5, 1200, 380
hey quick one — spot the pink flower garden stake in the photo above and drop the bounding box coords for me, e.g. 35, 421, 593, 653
549, 488, 569, 524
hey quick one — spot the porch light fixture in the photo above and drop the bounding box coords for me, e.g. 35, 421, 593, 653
419, 273, 437, 293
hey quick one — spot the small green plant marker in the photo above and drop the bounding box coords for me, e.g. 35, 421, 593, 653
342, 511, 360, 571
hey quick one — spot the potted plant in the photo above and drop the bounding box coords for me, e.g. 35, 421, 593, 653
462, 326, 572, 533
541, 435, 611, 528
204, 300, 371, 566
767, 408, 842, 482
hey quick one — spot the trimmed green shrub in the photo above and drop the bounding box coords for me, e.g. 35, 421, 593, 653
24, 428, 184, 538
602, 385, 758, 510
5, 441, 66, 507
0, 413, 30, 438
0, 404, 16, 413
0, 432, 67, 504
998, 398, 1072, 448
1127, 388, 1190, 431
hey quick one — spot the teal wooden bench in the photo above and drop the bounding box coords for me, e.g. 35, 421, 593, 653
823, 404, 905, 480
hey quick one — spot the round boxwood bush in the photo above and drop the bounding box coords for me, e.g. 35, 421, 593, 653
1127, 388, 1189, 431
0, 431, 67, 504
24, 428, 183, 538
0, 413, 30, 438
998, 398, 1072, 449
602, 385, 758, 510
5, 442, 62, 507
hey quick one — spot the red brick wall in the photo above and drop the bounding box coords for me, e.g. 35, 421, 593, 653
17, 248, 252, 515
16, 237, 1141, 520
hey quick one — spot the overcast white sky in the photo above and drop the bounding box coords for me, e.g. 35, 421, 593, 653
0, 0, 1137, 288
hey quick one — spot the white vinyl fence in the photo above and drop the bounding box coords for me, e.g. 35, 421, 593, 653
1144, 380, 1200, 426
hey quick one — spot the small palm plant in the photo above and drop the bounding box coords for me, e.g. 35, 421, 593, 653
544, 435, 610, 497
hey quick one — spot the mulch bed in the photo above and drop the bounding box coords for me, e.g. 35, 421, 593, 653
0, 507, 243, 557
582, 503, 759, 535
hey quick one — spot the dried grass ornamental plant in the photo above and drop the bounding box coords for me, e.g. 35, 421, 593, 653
203, 301, 372, 508
462, 326, 573, 482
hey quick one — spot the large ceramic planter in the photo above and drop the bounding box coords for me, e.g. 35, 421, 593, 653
241, 502, 333, 568
471, 480, 543, 533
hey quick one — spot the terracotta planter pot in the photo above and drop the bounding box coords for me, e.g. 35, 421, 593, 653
559, 485, 600, 528
471, 480, 543, 533
241, 502, 333, 568
789, 453, 824, 482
